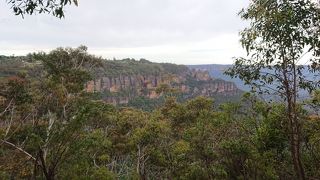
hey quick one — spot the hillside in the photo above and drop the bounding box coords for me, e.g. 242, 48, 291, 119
188, 64, 316, 100
1, 44, 320, 179
0, 56, 243, 110
2, 1, 320, 178
86, 59, 243, 110
188, 64, 250, 91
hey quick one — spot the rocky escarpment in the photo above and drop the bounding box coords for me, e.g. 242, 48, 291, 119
86, 74, 180, 104
86, 59, 241, 105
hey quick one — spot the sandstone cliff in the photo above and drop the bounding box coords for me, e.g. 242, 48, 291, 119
86, 59, 242, 105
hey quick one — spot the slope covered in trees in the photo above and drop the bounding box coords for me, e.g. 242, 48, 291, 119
0, 46, 319, 179
1, 0, 320, 179
0, 52, 243, 111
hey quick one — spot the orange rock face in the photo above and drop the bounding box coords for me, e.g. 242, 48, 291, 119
86, 81, 95, 92
85, 69, 240, 105
191, 69, 211, 81
148, 90, 159, 99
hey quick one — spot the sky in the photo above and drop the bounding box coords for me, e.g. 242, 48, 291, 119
0, 0, 249, 65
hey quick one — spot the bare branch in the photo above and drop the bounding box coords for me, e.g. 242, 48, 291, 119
1, 139, 36, 161
0, 98, 14, 116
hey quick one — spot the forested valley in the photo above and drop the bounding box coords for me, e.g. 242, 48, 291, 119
1, 0, 320, 179
0, 46, 319, 179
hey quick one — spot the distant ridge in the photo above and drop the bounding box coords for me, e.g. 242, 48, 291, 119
187, 64, 250, 91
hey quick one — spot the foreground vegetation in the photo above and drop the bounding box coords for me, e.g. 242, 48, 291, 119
0, 46, 319, 179
1, 0, 320, 179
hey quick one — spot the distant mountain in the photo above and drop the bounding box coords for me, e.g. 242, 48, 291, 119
188, 64, 317, 100
0, 56, 243, 111
188, 64, 251, 91
86, 59, 243, 110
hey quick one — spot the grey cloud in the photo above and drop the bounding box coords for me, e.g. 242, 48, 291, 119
0, 0, 249, 64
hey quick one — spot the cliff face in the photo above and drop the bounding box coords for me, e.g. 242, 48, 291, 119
86, 59, 241, 105
87, 74, 180, 93
86, 74, 176, 103
190, 69, 211, 81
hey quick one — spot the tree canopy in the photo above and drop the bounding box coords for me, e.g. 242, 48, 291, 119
1, 0, 320, 179
0, 46, 320, 179
7, 0, 78, 18
226, 0, 320, 179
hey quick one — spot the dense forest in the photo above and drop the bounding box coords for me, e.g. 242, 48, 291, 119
1, 0, 320, 179
0, 53, 242, 111
0, 46, 319, 179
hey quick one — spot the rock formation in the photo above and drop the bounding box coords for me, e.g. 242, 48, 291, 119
86, 61, 241, 105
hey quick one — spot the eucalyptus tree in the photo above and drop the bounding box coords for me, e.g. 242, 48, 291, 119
6, 0, 78, 18
0, 46, 103, 179
226, 0, 320, 179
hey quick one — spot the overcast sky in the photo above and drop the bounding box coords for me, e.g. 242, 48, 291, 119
0, 0, 249, 64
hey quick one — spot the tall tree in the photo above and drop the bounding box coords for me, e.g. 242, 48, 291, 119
0, 46, 102, 179
226, 0, 320, 179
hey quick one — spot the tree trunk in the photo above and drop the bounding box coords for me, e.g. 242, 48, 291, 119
289, 111, 305, 180
282, 60, 305, 180
291, 59, 305, 180
287, 96, 305, 180
45, 171, 55, 180
291, 133, 305, 180
39, 149, 55, 180
136, 144, 147, 180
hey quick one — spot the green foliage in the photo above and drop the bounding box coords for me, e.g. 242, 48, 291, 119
226, 0, 320, 94
95, 58, 188, 77
0, 46, 104, 179
1, 45, 320, 179
1, 70, 320, 179
0, 53, 243, 112
225, 1, 320, 179
0, 56, 29, 78
125, 96, 165, 111
7, 0, 78, 18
